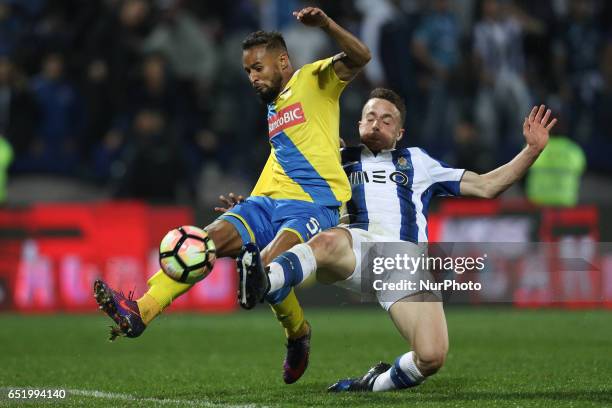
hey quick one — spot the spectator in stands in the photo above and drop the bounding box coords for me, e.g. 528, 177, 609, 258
526, 130, 586, 207
355, 0, 395, 86
454, 112, 492, 174
203, 0, 259, 34
86, 0, 155, 107
411, 0, 461, 158
0, 1, 24, 57
81, 58, 114, 166
27, 52, 83, 174
513, 0, 555, 102
0, 56, 39, 162
180, 127, 221, 192
378, 3, 420, 141
281, 1, 331, 69
589, 41, 612, 171
472, 0, 540, 158
129, 53, 180, 120
142, 0, 218, 86
91, 125, 125, 184
553, 0, 604, 141
0, 0, 610, 204
93, 52, 187, 183
116, 109, 186, 202
0, 133, 12, 203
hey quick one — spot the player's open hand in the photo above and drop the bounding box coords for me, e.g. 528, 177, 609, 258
523, 104, 557, 152
214, 193, 244, 213
292, 7, 330, 28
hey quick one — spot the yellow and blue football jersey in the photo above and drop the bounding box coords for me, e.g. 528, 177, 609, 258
251, 56, 350, 208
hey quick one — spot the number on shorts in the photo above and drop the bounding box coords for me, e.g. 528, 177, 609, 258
306, 217, 321, 236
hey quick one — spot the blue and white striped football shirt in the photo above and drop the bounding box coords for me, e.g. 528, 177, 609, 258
342, 145, 465, 243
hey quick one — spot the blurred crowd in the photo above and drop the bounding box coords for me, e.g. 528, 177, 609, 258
0, 0, 611, 203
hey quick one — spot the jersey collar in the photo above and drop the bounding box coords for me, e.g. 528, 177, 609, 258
360, 143, 396, 158
272, 68, 301, 105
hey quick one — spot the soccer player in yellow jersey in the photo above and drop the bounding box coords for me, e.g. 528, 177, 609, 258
93, 7, 371, 384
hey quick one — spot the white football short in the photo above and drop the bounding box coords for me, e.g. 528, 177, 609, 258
332, 226, 438, 311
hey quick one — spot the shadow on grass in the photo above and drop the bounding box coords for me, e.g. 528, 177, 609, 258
297, 380, 612, 406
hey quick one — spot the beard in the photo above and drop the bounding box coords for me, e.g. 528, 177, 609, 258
254, 75, 283, 104
361, 131, 396, 152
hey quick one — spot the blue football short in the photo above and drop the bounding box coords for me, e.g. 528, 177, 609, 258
219, 196, 339, 248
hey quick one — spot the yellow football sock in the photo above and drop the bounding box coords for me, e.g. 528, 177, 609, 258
269, 288, 309, 339
137, 294, 161, 325
136, 270, 193, 325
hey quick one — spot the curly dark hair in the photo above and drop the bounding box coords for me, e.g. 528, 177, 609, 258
368, 88, 406, 124
242, 30, 288, 53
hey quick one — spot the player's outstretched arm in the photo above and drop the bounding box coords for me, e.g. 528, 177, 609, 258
292, 7, 371, 81
460, 104, 557, 199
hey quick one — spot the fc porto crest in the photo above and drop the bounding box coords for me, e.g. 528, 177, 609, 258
397, 156, 411, 171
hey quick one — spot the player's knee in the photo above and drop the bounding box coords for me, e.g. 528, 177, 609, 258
204, 219, 242, 258
415, 346, 447, 376
307, 230, 338, 266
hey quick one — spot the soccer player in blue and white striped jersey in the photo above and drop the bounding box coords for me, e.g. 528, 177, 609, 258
238, 88, 557, 392
341, 133, 464, 244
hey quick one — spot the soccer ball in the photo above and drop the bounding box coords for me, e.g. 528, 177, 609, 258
159, 226, 216, 284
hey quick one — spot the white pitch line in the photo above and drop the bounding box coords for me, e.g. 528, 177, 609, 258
2, 387, 259, 408
75, 389, 263, 408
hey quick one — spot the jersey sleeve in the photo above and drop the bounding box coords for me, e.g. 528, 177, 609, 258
417, 149, 465, 197
304, 56, 348, 101
250, 151, 274, 196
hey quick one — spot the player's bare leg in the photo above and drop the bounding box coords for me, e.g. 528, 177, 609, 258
206, 218, 246, 256
308, 228, 356, 284
388, 300, 448, 377
329, 299, 447, 392
344, 300, 447, 391
260, 230, 303, 265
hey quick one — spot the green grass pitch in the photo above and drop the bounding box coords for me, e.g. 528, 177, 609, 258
0, 308, 610, 407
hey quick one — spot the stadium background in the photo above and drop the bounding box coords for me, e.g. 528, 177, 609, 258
0, 0, 610, 406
